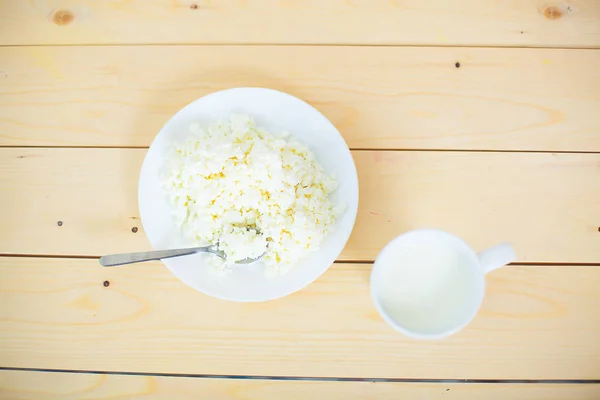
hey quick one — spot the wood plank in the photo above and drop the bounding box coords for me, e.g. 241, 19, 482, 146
1, 371, 599, 400
1, 46, 599, 151
0, 258, 599, 379
1, 1, 599, 47
2, 148, 599, 263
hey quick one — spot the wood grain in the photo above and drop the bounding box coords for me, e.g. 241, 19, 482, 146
1, 148, 599, 263
1, 258, 599, 379
1, 371, 599, 400
1, 1, 599, 47
1, 46, 599, 151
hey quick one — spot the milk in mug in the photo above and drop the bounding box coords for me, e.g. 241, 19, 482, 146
371, 230, 515, 339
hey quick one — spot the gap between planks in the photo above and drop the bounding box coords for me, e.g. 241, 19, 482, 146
1, 254, 599, 267
1, 146, 599, 155
0, 367, 599, 384
0, 43, 599, 50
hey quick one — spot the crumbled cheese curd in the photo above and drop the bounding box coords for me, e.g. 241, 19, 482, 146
163, 114, 339, 275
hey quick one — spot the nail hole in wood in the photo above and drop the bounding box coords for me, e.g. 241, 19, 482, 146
455, 62, 460, 68
190, 3, 198, 9
597, 227, 600, 232
103, 280, 110, 287
57, 221, 63, 226
132, 227, 138, 233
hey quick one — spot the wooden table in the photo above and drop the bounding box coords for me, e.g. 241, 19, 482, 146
1, 1, 599, 399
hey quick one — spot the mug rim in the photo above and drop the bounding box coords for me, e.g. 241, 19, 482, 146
370, 229, 486, 340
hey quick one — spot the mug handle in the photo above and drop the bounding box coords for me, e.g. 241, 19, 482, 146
477, 243, 516, 274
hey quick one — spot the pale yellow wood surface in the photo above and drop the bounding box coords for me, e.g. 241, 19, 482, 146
1, 1, 599, 47
2, 0, 599, 387
2, 148, 599, 262
1, 46, 599, 151
1, 371, 599, 400
0, 258, 599, 379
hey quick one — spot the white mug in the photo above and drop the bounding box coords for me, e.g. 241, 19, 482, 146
370, 229, 516, 339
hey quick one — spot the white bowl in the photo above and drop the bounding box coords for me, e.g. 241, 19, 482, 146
138, 88, 359, 302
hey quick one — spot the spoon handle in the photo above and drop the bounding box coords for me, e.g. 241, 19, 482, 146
99, 247, 209, 267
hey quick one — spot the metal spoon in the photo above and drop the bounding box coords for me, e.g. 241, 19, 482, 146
99, 244, 265, 267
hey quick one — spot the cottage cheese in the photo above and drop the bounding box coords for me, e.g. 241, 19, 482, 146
163, 114, 340, 275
